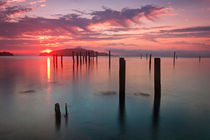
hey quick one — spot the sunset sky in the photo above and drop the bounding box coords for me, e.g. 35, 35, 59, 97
0, 0, 210, 55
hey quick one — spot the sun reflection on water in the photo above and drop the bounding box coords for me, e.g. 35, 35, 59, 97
47, 57, 51, 81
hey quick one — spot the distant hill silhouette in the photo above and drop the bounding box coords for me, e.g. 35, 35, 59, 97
0, 52, 14, 56
40, 47, 108, 56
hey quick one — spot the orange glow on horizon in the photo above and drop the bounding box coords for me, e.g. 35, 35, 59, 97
41, 49, 52, 54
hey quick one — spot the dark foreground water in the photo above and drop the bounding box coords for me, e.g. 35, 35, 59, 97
0, 56, 210, 140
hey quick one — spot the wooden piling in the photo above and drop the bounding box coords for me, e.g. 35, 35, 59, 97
65, 103, 68, 117
119, 58, 126, 102
109, 50, 111, 67
55, 103, 61, 118
85, 51, 88, 63
154, 58, 161, 100
173, 51, 176, 60
80, 51, 82, 64
53, 55, 55, 64
72, 52, 75, 63
199, 56, 201, 63
61, 55, 63, 67
83, 53, 85, 63
88, 51, 90, 63
76, 53, 79, 65
55, 55, 58, 68
149, 54, 152, 72
92, 51, 94, 61
96, 52, 98, 62
149, 54, 152, 64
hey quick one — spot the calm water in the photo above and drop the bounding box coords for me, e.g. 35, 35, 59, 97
0, 56, 210, 140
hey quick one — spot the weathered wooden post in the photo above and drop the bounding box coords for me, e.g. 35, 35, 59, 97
173, 51, 176, 67
80, 51, 82, 64
109, 50, 111, 67
76, 53, 79, 65
72, 52, 75, 64
154, 58, 161, 100
149, 54, 152, 72
88, 51, 90, 63
85, 51, 87, 63
55, 103, 61, 119
55, 55, 58, 68
92, 51, 94, 61
65, 103, 68, 117
83, 52, 85, 63
119, 58, 126, 103
96, 52, 98, 62
61, 55, 63, 68
173, 51, 176, 61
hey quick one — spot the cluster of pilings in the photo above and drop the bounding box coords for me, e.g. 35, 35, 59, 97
72, 51, 98, 66
52, 54, 63, 68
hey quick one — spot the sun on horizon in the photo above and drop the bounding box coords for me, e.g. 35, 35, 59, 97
41, 49, 52, 54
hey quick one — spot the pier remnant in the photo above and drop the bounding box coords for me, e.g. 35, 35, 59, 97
80, 51, 82, 64
72, 52, 75, 63
96, 52, 98, 62
55, 103, 61, 119
149, 54, 152, 72
119, 58, 126, 103
154, 58, 161, 101
65, 103, 68, 117
61, 55, 63, 68
76, 53, 79, 65
109, 50, 111, 68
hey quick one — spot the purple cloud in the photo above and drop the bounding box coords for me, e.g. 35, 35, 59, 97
0, 1, 7, 8
91, 5, 170, 27
0, 5, 32, 22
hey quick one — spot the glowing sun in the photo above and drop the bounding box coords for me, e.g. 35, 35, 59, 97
41, 49, 52, 54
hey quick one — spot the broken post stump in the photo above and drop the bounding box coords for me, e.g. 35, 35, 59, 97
65, 103, 68, 117
55, 103, 61, 119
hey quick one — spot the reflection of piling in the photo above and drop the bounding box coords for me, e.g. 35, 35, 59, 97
146, 53, 148, 60
153, 95, 160, 129
72, 52, 75, 64
154, 58, 161, 101
118, 97, 126, 134
199, 56, 201, 63
119, 58, 126, 103
65, 103, 68, 117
